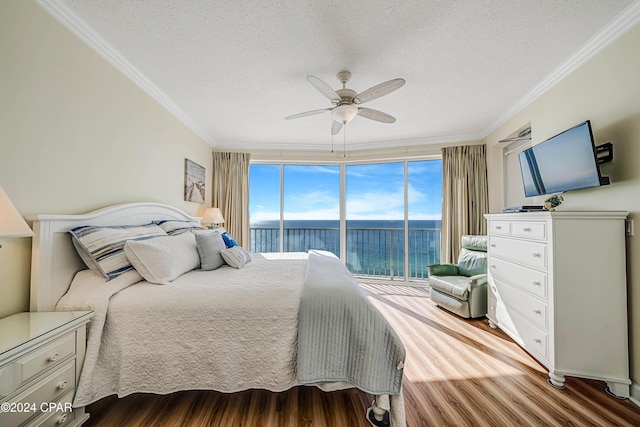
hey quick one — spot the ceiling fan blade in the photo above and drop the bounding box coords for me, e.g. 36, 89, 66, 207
307, 75, 342, 103
331, 120, 343, 135
285, 108, 332, 120
354, 78, 405, 104
357, 107, 396, 123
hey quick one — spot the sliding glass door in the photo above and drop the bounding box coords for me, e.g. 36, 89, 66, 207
283, 165, 340, 254
345, 163, 405, 280
249, 159, 442, 282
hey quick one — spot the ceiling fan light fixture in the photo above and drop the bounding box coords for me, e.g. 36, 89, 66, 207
332, 104, 358, 124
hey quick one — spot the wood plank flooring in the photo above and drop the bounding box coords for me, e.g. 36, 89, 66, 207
84, 283, 640, 426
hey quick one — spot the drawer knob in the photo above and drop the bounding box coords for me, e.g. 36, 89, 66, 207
490, 244, 496, 248
523, 227, 531, 232
532, 281, 541, 286
57, 414, 68, 425
532, 253, 541, 258
49, 352, 59, 362
533, 309, 541, 315
496, 226, 502, 230
533, 338, 541, 344
57, 379, 69, 390
490, 264, 496, 269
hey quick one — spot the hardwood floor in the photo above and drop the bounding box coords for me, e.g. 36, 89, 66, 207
84, 283, 640, 427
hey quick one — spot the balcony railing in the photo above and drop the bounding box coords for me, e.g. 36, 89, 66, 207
249, 226, 440, 281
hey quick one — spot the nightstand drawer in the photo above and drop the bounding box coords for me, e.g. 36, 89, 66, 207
29, 391, 74, 427
15, 333, 75, 389
0, 361, 75, 427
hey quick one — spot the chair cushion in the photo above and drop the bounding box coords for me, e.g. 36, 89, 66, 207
457, 248, 487, 277
430, 288, 471, 318
428, 275, 471, 300
461, 235, 487, 251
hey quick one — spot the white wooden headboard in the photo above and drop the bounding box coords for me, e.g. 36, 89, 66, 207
29, 202, 200, 312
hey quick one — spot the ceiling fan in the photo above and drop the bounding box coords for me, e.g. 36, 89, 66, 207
285, 70, 405, 135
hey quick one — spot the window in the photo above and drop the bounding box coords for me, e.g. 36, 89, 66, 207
283, 165, 340, 254
249, 159, 442, 282
346, 163, 404, 279
249, 164, 280, 252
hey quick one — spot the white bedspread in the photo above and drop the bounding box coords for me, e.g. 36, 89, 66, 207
57, 251, 405, 426
57, 252, 309, 406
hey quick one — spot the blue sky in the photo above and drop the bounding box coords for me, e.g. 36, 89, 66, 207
249, 160, 442, 222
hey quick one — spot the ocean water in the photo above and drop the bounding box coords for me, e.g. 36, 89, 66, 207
250, 219, 442, 279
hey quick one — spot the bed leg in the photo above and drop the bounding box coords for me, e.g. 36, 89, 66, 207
366, 398, 390, 427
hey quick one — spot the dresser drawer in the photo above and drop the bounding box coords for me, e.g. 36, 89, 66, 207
511, 221, 547, 241
494, 279, 548, 329
489, 236, 547, 270
488, 256, 548, 300
489, 220, 511, 236
508, 310, 549, 362
0, 362, 75, 427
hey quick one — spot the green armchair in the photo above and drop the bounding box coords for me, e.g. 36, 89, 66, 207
428, 235, 488, 319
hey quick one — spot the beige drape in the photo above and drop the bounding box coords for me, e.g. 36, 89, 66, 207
212, 151, 251, 248
440, 144, 489, 263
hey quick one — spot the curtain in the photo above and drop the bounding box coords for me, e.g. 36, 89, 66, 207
212, 151, 251, 248
440, 144, 489, 263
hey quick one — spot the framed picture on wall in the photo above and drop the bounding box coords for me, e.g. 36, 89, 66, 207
184, 159, 205, 203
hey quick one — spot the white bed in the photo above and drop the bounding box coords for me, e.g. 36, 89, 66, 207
29, 202, 405, 427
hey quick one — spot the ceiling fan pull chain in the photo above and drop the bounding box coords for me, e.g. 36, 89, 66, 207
343, 124, 347, 158
331, 125, 334, 154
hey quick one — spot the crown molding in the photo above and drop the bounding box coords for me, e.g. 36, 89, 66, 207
36, 0, 214, 145
483, 0, 640, 139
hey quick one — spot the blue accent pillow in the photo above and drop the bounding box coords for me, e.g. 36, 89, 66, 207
221, 232, 238, 248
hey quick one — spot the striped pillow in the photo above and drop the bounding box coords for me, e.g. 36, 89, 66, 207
153, 220, 204, 235
220, 246, 252, 269
70, 224, 167, 280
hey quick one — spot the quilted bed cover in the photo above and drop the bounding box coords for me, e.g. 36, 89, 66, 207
56, 251, 405, 426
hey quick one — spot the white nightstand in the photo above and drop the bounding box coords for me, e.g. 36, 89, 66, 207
0, 311, 92, 427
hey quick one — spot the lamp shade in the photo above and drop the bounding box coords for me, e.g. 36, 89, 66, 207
202, 207, 225, 225
0, 185, 34, 237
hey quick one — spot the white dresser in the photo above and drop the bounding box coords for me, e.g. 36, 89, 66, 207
484, 211, 630, 397
0, 311, 92, 427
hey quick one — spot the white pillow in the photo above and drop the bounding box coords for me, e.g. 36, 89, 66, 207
220, 246, 252, 269
124, 232, 200, 285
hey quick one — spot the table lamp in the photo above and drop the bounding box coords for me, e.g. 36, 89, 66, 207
0, 185, 34, 248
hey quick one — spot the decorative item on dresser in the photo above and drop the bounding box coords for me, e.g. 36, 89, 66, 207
0, 311, 92, 427
484, 211, 630, 398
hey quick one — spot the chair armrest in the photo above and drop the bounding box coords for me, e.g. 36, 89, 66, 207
468, 274, 488, 289
427, 263, 459, 276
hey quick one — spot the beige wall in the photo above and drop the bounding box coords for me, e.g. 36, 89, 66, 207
0, 2, 212, 317
486, 24, 640, 388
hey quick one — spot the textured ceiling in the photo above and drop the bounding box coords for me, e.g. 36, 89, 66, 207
43, 0, 638, 151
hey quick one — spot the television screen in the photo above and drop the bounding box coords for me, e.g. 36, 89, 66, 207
519, 121, 607, 197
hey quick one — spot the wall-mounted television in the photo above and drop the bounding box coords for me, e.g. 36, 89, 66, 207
519, 120, 609, 197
